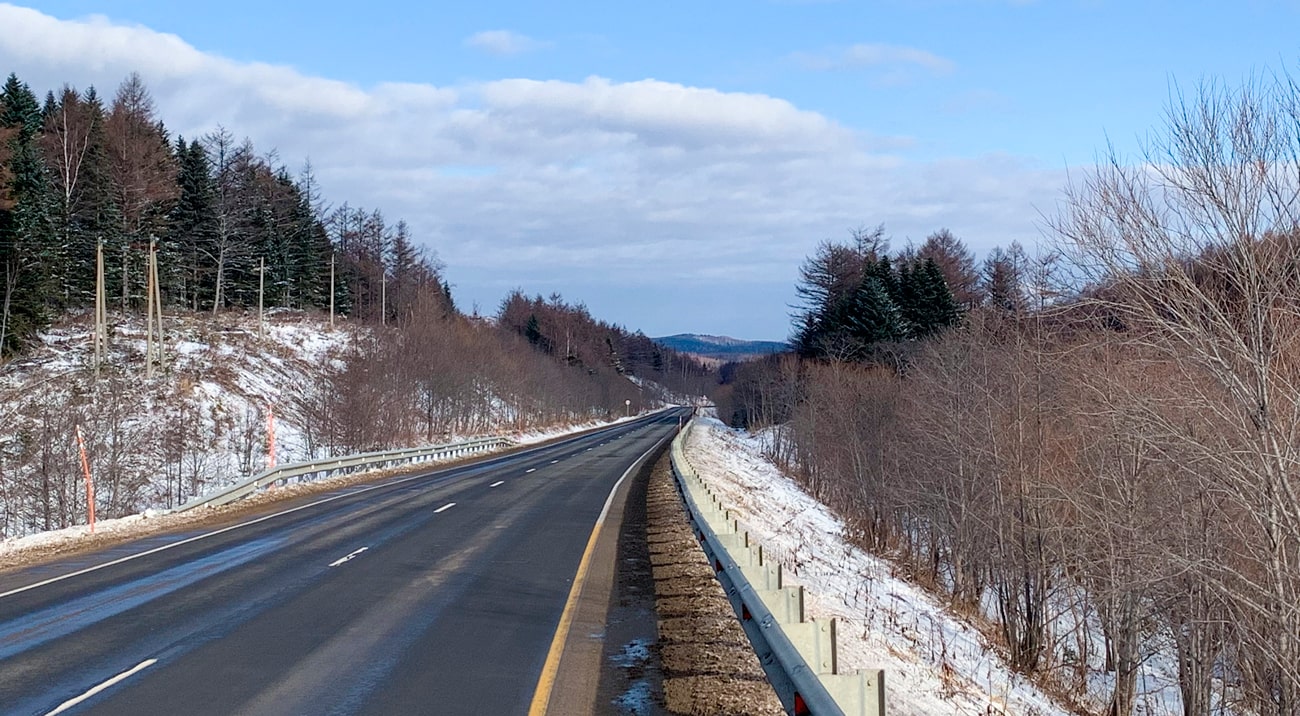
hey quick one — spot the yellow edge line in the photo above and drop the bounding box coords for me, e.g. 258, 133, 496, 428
527, 509, 607, 716
528, 428, 670, 715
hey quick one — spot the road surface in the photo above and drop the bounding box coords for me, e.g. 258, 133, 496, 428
0, 409, 687, 715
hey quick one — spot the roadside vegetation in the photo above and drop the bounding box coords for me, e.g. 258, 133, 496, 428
716, 73, 1300, 715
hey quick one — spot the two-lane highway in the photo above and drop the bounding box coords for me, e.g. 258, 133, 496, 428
0, 409, 688, 715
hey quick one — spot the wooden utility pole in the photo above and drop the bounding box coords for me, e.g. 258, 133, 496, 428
145, 240, 155, 379
258, 257, 265, 337
153, 243, 163, 370
94, 240, 107, 378
381, 270, 387, 327
329, 251, 336, 329
144, 238, 163, 378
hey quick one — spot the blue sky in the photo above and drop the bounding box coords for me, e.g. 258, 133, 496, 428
3, 2, 1299, 338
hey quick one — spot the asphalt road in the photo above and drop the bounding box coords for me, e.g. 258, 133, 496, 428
0, 409, 687, 715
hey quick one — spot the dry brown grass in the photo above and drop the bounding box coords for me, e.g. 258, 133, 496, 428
646, 458, 784, 716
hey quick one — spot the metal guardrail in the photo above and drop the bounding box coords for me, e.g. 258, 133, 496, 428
177, 436, 513, 512
668, 419, 885, 716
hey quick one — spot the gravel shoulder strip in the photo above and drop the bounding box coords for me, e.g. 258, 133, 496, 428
646, 456, 784, 716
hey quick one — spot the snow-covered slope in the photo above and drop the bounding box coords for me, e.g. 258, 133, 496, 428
0, 410, 649, 563
683, 417, 1079, 716
0, 310, 656, 542
0, 310, 354, 538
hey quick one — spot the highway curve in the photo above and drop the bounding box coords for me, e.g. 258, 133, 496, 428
0, 408, 688, 715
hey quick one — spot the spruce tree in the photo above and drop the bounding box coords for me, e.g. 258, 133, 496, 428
0, 74, 56, 353
290, 162, 332, 311
916, 257, 960, 336
524, 313, 547, 351
440, 280, 455, 316
895, 261, 920, 338
170, 137, 218, 310
845, 275, 904, 345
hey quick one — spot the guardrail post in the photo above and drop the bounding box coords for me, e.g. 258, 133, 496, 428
758, 584, 804, 624
668, 416, 887, 716
824, 671, 886, 716
786, 618, 837, 675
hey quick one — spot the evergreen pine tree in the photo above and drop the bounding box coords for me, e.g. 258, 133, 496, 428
441, 280, 455, 316
170, 137, 218, 310
894, 261, 920, 338
0, 73, 56, 353
868, 255, 901, 303
915, 257, 960, 336
845, 275, 904, 345
287, 162, 332, 310
524, 313, 548, 352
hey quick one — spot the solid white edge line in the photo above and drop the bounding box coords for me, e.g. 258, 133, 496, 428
0, 409, 676, 602
434, 503, 456, 513
490, 481, 505, 488
46, 658, 158, 716
327, 546, 368, 568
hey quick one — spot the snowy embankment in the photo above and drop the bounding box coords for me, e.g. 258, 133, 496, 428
0, 311, 355, 540
0, 411, 648, 564
684, 416, 1077, 716
0, 309, 663, 547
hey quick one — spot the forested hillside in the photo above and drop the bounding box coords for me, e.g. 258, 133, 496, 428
497, 290, 714, 397
717, 77, 1300, 715
0, 72, 441, 354
0, 70, 713, 539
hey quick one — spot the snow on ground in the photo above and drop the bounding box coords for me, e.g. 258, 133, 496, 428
0, 409, 658, 563
510, 411, 648, 446
683, 416, 1076, 716
0, 308, 666, 546
0, 511, 166, 562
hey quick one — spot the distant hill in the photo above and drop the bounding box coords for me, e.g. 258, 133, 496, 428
652, 334, 790, 362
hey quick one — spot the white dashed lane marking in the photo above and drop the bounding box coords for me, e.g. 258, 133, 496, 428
46, 659, 158, 715
328, 547, 368, 568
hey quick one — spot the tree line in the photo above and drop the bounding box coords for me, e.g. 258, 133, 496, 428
498, 290, 715, 398
717, 76, 1300, 715
0, 71, 455, 355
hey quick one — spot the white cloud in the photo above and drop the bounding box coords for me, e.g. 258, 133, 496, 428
463, 29, 547, 56
792, 42, 956, 79
0, 4, 1058, 337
